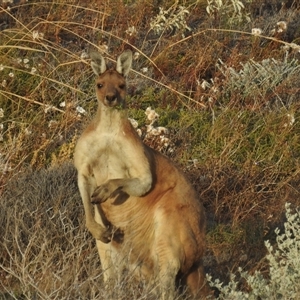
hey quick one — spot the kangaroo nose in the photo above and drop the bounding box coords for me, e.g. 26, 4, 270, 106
106, 94, 117, 102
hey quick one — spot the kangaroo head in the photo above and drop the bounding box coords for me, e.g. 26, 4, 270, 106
90, 50, 132, 108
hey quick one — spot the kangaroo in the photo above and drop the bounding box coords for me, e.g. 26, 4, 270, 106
74, 50, 210, 299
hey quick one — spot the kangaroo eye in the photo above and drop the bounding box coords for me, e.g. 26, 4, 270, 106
119, 84, 125, 89
97, 83, 103, 89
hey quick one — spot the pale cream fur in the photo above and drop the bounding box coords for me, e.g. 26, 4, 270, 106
74, 50, 210, 299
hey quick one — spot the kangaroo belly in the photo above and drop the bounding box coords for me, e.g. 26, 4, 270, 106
101, 186, 203, 269
101, 196, 155, 271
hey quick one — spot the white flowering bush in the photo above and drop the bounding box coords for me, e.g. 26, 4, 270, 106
129, 107, 173, 153
208, 202, 300, 299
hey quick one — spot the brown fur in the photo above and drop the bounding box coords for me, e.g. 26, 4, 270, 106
74, 50, 210, 299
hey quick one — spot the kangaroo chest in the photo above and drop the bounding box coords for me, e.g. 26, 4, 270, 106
84, 129, 132, 183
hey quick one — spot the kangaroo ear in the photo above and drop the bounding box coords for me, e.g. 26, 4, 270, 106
90, 51, 107, 75
116, 50, 132, 76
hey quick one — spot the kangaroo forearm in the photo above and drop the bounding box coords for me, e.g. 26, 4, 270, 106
91, 176, 152, 204
118, 177, 152, 197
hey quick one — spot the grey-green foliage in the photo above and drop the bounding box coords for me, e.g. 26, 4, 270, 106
206, 0, 251, 24
149, 5, 191, 35
218, 55, 300, 101
207, 202, 300, 299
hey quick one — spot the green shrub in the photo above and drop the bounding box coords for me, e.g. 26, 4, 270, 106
207, 203, 300, 299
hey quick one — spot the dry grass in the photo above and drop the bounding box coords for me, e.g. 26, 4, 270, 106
0, 163, 172, 299
1, 0, 300, 298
